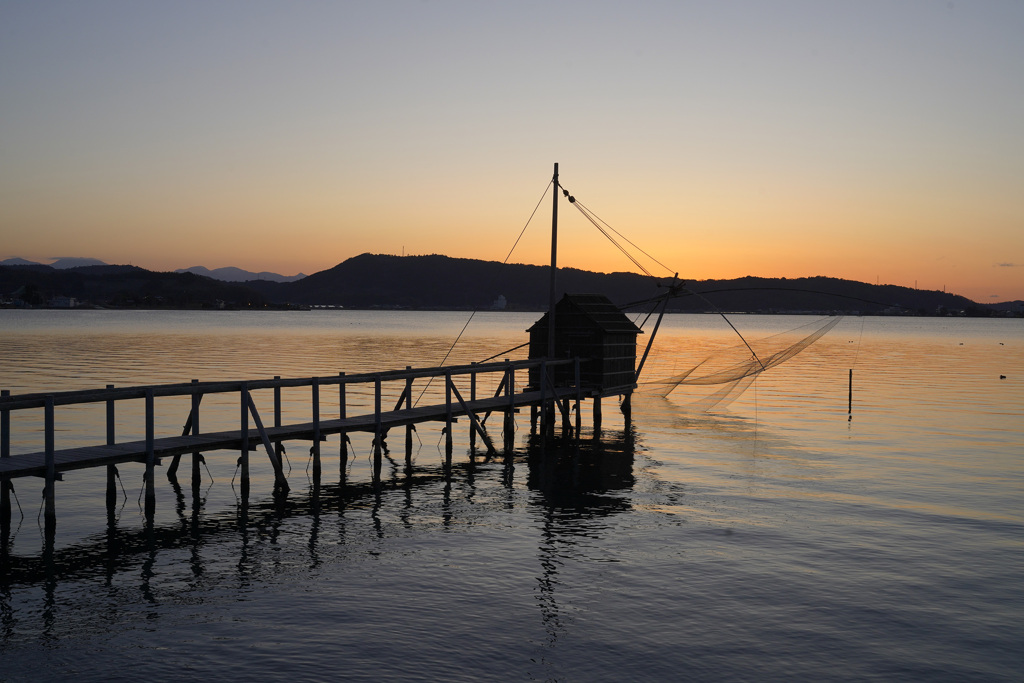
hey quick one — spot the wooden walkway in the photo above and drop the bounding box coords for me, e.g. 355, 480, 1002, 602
0, 388, 579, 480
2, 357, 634, 534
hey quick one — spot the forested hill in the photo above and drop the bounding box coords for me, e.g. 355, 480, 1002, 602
247, 253, 1001, 315
2, 254, 1016, 315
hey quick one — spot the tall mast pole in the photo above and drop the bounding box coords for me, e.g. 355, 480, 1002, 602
547, 162, 559, 361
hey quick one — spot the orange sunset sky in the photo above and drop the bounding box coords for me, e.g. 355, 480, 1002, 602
2, 1, 1022, 302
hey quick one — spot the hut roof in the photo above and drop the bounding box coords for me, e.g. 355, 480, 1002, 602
528, 294, 643, 335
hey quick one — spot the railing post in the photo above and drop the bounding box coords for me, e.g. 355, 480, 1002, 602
44, 395, 56, 534
240, 383, 250, 500
144, 388, 156, 517
311, 377, 321, 479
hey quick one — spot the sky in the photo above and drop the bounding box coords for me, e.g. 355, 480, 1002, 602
1, 1, 1022, 302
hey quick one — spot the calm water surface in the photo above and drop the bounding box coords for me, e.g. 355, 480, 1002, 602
1, 310, 1022, 681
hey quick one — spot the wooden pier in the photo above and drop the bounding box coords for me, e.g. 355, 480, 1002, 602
1, 357, 632, 536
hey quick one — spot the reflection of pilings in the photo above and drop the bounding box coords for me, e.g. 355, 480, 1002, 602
1, 458, 492, 588
2, 426, 640, 595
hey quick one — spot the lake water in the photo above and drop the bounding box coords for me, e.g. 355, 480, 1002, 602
1, 310, 1022, 681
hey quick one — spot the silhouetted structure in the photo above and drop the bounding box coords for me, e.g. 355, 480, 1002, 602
527, 293, 642, 393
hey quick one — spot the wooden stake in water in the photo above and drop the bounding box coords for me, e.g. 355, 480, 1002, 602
848, 368, 853, 421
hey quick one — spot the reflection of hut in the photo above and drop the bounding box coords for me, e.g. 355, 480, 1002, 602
527, 294, 642, 394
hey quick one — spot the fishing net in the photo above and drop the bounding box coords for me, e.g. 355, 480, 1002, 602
642, 316, 842, 410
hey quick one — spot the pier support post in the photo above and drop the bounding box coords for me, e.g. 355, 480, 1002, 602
405, 368, 414, 467
469, 364, 477, 452
593, 396, 602, 435
105, 385, 118, 514
144, 389, 156, 519
504, 360, 516, 451
311, 377, 321, 482
444, 370, 454, 465
338, 373, 348, 482
373, 375, 383, 482
240, 384, 250, 501
539, 361, 548, 437
2, 389, 10, 534
848, 368, 853, 421
574, 358, 582, 440
43, 396, 57, 534
191, 380, 202, 495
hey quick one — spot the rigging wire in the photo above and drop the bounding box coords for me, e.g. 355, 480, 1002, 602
414, 179, 553, 407
569, 197, 675, 277
477, 341, 530, 364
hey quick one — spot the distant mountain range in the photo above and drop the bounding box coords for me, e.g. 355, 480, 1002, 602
2, 254, 1020, 315
1, 258, 304, 283
1, 257, 109, 269
174, 266, 307, 283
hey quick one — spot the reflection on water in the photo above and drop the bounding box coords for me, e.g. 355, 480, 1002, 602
1, 426, 639, 641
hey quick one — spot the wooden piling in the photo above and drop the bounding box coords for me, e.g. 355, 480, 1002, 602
505, 360, 516, 448
191, 380, 201, 492
373, 374, 383, 481
339, 372, 348, 480
0, 389, 8, 460
574, 358, 582, 439
239, 384, 250, 500
1, 389, 10, 535
1, 389, 10, 532
469, 364, 477, 452
105, 384, 117, 512
44, 395, 56, 532
444, 370, 454, 462
539, 360, 548, 436
311, 377, 321, 480
405, 368, 414, 465
144, 389, 156, 517
848, 368, 853, 421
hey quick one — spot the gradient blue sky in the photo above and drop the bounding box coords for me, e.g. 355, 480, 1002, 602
2, 1, 1022, 301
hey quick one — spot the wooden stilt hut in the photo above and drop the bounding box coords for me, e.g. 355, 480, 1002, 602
527, 293, 643, 395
